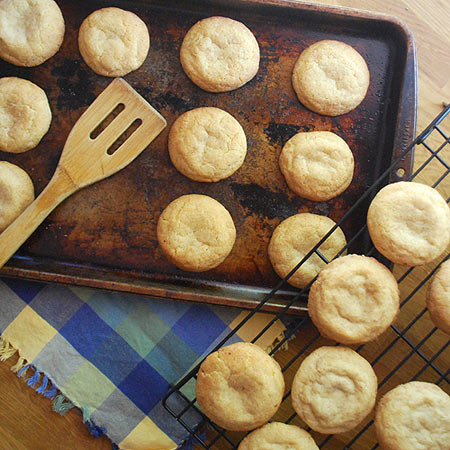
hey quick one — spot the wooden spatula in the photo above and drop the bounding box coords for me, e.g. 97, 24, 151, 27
0, 78, 167, 268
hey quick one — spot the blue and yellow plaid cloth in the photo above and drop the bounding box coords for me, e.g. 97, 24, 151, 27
0, 277, 286, 449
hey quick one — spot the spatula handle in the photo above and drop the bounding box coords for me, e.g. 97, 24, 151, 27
0, 167, 77, 268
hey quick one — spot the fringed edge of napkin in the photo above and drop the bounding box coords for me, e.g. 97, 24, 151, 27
0, 336, 110, 442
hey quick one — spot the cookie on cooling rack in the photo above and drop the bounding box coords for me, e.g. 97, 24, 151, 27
180, 16, 260, 92
168, 107, 247, 182
308, 254, 400, 344
196, 342, 285, 431
427, 260, 450, 335
367, 181, 450, 266
0, 0, 65, 67
0, 77, 52, 154
279, 131, 354, 201
292, 40, 370, 116
375, 381, 450, 450
78, 7, 150, 77
268, 213, 347, 288
157, 194, 236, 272
291, 346, 377, 434
238, 422, 319, 450
0, 162, 34, 233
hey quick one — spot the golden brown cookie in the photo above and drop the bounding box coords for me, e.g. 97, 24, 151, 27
238, 422, 319, 450
292, 40, 370, 116
0, 161, 34, 232
168, 107, 247, 182
279, 131, 354, 201
180, 16, 260, 92
0, 77, 52, 154
268, 213, 347, 288
291, 346, 377, 434
78, 7, 150, 77
308, 254, 399, 344
367, 182, 450, 266
0, 0, 65, 67
196, 342, 285, 431
427, 260, 450, 335
375, 381, 450, 450
157, 194, 236, 272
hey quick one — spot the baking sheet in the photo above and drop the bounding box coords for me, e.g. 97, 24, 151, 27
0, 0, 417, 313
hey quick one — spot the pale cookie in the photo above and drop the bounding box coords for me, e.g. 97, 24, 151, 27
308, 254, 399, 344
196, 342, 284, 431
0, 77, 52, 154
268, 213, 347, 288
367, 181, 450, 266
0, 161, 34, 232
279, 131, 354, 201
180, 16, 260, 92
292, 40, 370, 116
427, 260, 450, 335
375, 381, 450, 450
157, 194, 236, 272
238, 422, 319, 450
291, 346, 377, 434
0, 0, 65, 67
168, 107, 247, 182
78, 7, 150, 77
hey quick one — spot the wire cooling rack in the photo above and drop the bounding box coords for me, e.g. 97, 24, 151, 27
163, 104, 450, 449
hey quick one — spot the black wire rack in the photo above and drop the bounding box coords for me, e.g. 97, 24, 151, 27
162, 103, 450, 449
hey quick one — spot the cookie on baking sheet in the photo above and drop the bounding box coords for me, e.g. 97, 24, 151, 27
427, 260, 450, 335
367, 181, 450, 266
0, 0, 65, 67
196, 342, 285, 431
292, 40, 370, 116
0, 162, 34, 233
279, 131, 354, 201
308, 254, 399, 344
375, 381, 450, 450
78, 7, 150, 77
291, 346, 377, 434
168, 107, 247, 182
238, 422, 319, 450
0, 77, 52, 154
157, 194, 236, 272
268, 213, 347, 289
180, 16, 260, 92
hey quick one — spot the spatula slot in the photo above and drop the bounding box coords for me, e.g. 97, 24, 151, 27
90, 103, 125, 139
106, 118, 143, 155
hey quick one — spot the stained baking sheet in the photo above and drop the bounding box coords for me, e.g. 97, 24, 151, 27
0, 0, 416, 313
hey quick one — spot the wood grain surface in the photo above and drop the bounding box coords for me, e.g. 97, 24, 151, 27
0, 1, 448, 450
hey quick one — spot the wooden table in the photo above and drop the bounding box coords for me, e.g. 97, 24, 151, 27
1, 1, 448, 449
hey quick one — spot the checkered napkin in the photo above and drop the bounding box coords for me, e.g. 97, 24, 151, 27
0, 277, 286, 449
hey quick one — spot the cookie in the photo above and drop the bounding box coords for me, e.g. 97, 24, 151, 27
238, 422, 318, 450
292, 40, 370, 116
196, 342, 285, 431
279, 131, 354, 201
180, 16, 260, 92
268, 213, 347, 288
367, 182, 450, 266
168, 107, 247, 182
291, 346, 377, 434
427, 260, 450, 335
375, 381, 450, 450
0, 0, 65, 67
0, 162, 34, 232
157, 194, 236, 272
78, 7, 150, 77
0, 77, 52, 154
308, 254, 399, 344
